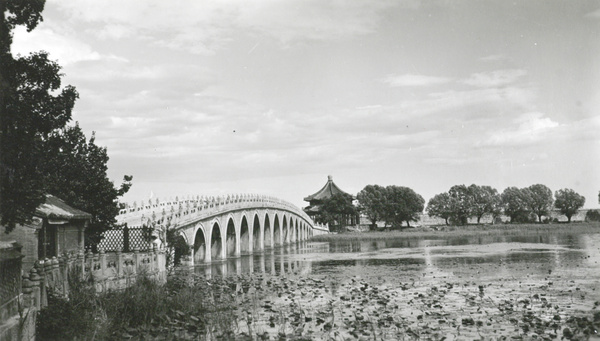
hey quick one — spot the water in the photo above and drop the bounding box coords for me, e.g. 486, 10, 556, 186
195, 233, 600, 283
192, 232, 600, 339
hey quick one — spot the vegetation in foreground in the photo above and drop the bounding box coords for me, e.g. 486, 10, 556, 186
36, 273, 239, 340
310, 222, 600, 242
36, 266, 600, 340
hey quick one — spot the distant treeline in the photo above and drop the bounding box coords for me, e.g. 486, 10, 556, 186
354, 184, 595, 228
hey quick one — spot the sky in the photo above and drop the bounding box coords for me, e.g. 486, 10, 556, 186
11, 0, 600, 209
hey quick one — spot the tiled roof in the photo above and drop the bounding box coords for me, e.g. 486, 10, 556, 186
35, 195, 92, 220
303, 175, 353, 202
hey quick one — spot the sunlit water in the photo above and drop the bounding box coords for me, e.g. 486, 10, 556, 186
196, 234, 600, 284
192, 233, 600, 339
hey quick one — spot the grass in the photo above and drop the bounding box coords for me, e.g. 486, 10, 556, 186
36, 271, 240, 340
310, 221, 600, 242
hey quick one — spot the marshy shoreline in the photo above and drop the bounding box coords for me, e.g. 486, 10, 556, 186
311, 222, 600, 242
36, 223, 600, 340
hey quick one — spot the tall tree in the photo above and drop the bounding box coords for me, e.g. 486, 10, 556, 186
554, 189, 585, 223
41, 124, 132, 247
468, 184, 499, 224
525, 184, 553, 223
448, 185, 472, 225
1, 0, 78, 232
383, 186, 424, 228
357, 185, 387, 229
426, 192, 452, 225
316, 193, 356, 232
502, 187, 530, 223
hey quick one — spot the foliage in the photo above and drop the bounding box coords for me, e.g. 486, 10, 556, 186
40, 124, 132, 247
502, 187, 531, 223
36, 273, 239, 340
427, 193, 452, 225
383, 185, 425, 228
1, 0, 76, 231
554, 188, 585, 223
525, 184, 554, 223
447, 185, 472, 225
357, 185, 387, 229
316, 193, 356, 232
586, 210, 600, 223
1, 1, 131, 238
468, 185, 501, 224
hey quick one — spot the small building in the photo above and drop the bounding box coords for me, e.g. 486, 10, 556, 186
0, 194, 91, 272
303, 175, 358, 226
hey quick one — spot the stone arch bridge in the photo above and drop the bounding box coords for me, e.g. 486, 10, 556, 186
116, 194, 329, 265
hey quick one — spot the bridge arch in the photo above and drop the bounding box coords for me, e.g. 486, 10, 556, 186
252, 213, 262, 251
295, 220, 299, 243
210, 220, 224, 260
239, 215, 251, 255
273, 214, 282, 246
193, 224, 207, 263
264, 213, 272, 249
282, 215, 289, 244
225, 216, 237, 258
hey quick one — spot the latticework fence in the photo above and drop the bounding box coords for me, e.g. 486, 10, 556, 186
98, 226, 153, 252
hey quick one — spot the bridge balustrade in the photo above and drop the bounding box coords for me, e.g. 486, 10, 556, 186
115, 193, 329, 264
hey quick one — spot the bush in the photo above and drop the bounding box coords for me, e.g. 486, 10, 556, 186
36, 272, 240, 340
585, 209, 600, 222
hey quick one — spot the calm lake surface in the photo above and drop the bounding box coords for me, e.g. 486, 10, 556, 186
196, 233, 600, 283
192, 232, 600, 340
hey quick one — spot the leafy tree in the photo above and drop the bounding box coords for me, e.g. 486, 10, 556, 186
426, 193, 452, 225
489, 193, 505, 224
316, 193, 356, 232
357, 185, 387, 229
468, 184, 499, 224
1, 0, 78, 232
525, 184, 553, 223
448, 185, 472, 225
554, 188, 585, 223
40, 124, 132, 248
502, 187, 530, 223
383, 186, 424, 228
586, 210, 600, 222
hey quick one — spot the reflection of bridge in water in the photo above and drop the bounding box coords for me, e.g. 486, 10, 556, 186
117, 194, 329, 265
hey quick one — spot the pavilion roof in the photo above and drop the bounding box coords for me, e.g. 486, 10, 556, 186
35, 195, 92, 221
303, 175, 354, 202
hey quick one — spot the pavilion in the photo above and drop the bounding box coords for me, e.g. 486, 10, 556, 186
303, 175, 358, 226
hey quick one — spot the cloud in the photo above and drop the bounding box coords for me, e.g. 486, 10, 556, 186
484, 112, 559, 147
585, 8, 600, 18
49, 0, 402, 55
382, 74, 452, 87
479, 54, 509, 62
461, 69, 527, 87
11, 26, 102, 64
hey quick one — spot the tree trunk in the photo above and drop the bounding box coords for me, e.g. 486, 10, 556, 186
538, 215, 542, 223
567, 215, 572, 223
477, 216, 481, 224
444, 218, 449, 225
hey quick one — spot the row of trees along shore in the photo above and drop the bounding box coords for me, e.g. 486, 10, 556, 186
356, 184, 588, 228
1, 1, 132, 248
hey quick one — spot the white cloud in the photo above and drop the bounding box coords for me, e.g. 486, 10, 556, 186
484, 112, 559, 147
383, 74, 452, 87
584, 8, 600, 18
11, 26, 102, 64
461, 69, 527, 87
49, 0, 402, 54
479, 54, 509, 62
